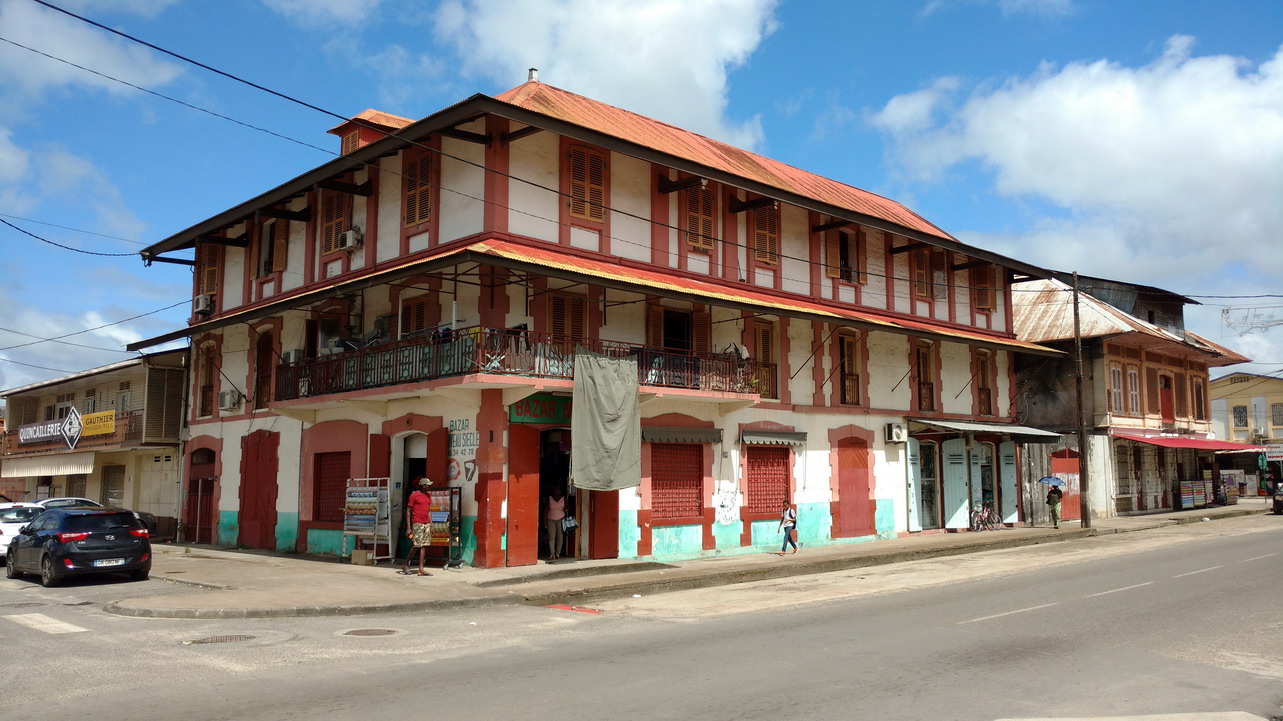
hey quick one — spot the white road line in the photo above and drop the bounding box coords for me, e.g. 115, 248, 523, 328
1173, 565, 1223, 578
4, 613, 88, 635
1084, 582, 1154, 598
957, 603, 1058, 625
1236, 553, 1278, 563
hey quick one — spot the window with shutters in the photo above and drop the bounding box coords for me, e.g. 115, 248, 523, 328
825, 228, 866, 284
650, 443, 703, 521
313, 451, 350, 523
972, 266, 996, 312
403, 151, 433, 227
745, 445, 790, 516
550, 293, 587, 342
253, 333, 274, 410
975, 350, 995, 416
568, 146, 606, 223
838, 332, 861, 405
911, 248, 931, 298
197, 243, 222, 299
1126, 366, 1141, 415
913, 342, 937, 412
319, 190, 350, 255
198, 347, 216, 417
257, 219, 288, 277
752, 204, 779, 265
1192, 379, 1206, 421
399, 295, 434, 338
1145, 367, 1160, 414
752, 319, 777, 397
340, 130, 359, 155
1109, 363, 1124, 413
683, 184, 716, 252
1174, 372, 1188, 418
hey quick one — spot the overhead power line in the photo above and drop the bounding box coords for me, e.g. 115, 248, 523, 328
0, 218, 137, 257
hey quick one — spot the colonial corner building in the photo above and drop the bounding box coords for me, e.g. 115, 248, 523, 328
26, 75, 1246, 568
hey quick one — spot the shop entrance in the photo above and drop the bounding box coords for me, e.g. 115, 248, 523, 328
537, 428, 574, 561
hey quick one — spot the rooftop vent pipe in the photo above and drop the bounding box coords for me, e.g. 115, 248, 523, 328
528, 68, 539, 83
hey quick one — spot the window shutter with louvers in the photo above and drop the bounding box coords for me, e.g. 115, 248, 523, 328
320, 191, 348, 254
685, 186, 715, 252
403, 154, 433, 227
569, 147, 606, 222
271, 219, 288, 273
692, 312, 711, 355
753, 205, 779, 265
824, 230, 841, 279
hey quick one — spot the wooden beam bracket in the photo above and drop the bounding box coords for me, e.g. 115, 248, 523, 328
811, 219, 853, 233
198, 233, 248, 248
258, 207, 311, 222
658, 176, 706, 195
889, 241, 930, 255
317, 179, 373, 197
501, 126, 543, 145
729, 196, 776, 214
440, 127, 491, 146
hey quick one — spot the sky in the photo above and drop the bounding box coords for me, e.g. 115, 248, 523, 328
0, 0, 1281, 395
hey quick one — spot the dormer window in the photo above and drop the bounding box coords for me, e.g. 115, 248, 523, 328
340, 130, 359, 155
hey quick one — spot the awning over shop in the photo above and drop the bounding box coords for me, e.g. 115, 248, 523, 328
642, 427, 723, 444
908, 419, 1061, 439
1111, 433, 1265, 452
741, 430, 807, 446
1, 452, 95, 477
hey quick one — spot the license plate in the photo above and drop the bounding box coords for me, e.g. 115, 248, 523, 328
93, 558, 126, 567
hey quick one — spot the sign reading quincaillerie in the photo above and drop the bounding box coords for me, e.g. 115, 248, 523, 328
16, 407, 115, 449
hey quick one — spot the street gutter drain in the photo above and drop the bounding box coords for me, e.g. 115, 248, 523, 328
2, 602, 45, 608
183, 634, 257, 645
64, 601, 94, 606
344, 629, 398, 637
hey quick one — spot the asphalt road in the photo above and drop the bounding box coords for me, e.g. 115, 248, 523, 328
2, 516, 1281, 721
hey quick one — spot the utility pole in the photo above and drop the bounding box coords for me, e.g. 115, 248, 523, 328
1072, 272, 1091, 528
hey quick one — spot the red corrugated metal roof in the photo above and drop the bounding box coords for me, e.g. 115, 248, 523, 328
495, 81, 953, 242
327, 109, 414, 135
472, 238, 1055, 354
1111, 433, 1264, 452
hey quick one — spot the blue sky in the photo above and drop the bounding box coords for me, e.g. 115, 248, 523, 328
0, 0, 1281, 393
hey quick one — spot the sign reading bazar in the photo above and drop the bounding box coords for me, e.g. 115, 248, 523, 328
509, 393, 572, 424
18, 409, 114, 449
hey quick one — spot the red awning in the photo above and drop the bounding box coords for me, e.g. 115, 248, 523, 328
1111, 433, 1265, 452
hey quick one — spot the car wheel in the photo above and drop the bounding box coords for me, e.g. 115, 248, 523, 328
4, 552, 19, 579
40, 556, 59, 588
130, 568, 149, 582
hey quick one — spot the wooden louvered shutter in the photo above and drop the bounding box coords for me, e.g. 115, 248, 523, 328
320, 191, 347, 254
647, 305, 665, 349
551, 295, 586, 340
1145, 367, 1160, 413
271, 220, 288, 273
753, 321, 773, 362
569, 147, 606, 222
200, 245, 220, 295
973, 266, 994, 312
692, 312, 711, 355
403, 154, 433, 227
685, 186, 715, 252
912, 248, 930, 297
400, 297, 429, 337
753, 206, 779, 264
853, 229, 867, 284
341, 131, 359, 155
824, 230, 842, 279
1174, 372, 1188, 417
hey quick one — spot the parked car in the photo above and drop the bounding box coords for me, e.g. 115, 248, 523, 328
1272, 486, 1282, 515
0, 503, 44, 564
33, 497, 158, 535
5, 507, 151, 586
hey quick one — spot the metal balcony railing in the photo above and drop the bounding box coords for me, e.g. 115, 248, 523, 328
2, 409, 144, 456
275, 326, 776, 401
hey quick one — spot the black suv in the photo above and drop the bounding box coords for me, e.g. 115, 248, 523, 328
5, 508, 151, 587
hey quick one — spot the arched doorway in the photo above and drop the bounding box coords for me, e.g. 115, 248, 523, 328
186, 448, 217, 544
835, 436, 874, 538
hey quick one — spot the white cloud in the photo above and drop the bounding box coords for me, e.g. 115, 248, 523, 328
431, 0, 778, 149
262, 0, 385, 27
0, 0, 182, 98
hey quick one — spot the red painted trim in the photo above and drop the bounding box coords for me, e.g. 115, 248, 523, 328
650, 165, 669, 267
380, 413, 445, 438
302, 190, 317, 286
827, 425, 875, 539
246, 317, 281, 411
369, 433, 391, 478
722, 190, 740, 282
472, 389, 508, 568
183, 434, 223, 544
777, 317, 792, 406
884, 233, 897, 313
558, 139, 611, 252
363, 164, 379, 267
811, 321, 826, 407
191, 333, 223, 423
298, 419, 369, 546
400, 136, 443, 254
828, 328, 869, 409
486, 117, 509, 234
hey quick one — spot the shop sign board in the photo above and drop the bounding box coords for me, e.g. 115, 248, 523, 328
18, 406, 83, 449
81, 410, 116, 437
1265, 447, 1283, 462
509, 393, 572, 424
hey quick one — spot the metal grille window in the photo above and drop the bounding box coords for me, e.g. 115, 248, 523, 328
101, 465, 126, 507
650, 443, 703, 520
314, 451, 350, 523
839, 333, 860, 405
745, 445, 790, 515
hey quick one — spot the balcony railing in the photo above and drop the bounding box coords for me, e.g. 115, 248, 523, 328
2, 409, 144, 456
275, 326, 776, 401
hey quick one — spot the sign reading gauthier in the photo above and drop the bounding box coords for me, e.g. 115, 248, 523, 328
17, 408, 114, 449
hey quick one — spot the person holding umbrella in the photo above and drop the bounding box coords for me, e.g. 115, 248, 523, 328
1046, 482, 1064, 529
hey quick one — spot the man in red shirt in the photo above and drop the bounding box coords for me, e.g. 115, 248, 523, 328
403, 477, 434, 576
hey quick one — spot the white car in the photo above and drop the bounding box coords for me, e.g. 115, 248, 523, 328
0, 503, 45, 564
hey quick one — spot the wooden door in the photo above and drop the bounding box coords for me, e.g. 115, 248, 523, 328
835, 437, 874, 538
999, 442, 1018, 524
942, 438, 969, 529
506, 424, 540, 567
588, 489, 619, 559
238, 430, 279, 550
187, 451, 216, 544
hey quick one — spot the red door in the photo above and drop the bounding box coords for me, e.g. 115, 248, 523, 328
507, 424, 540, 567
588, 490, 619, 559
836, 437, 874, 537
239, 430, 279, 550
1049, 451, 1081, 521
186, 454, 216, 545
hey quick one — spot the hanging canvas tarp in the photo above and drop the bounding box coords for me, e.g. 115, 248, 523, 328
571, 348, 641, 491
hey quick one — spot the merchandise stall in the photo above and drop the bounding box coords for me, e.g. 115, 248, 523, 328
343, 477, 392, 564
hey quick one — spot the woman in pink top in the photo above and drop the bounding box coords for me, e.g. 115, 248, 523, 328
545, 488, 566, 560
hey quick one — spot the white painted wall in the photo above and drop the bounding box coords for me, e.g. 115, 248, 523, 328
508, 129, 559, 242
439, 128, 486, 243
611, 153, 651, 262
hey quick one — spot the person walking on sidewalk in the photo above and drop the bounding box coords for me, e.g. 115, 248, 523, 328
777, 499, 799, 555
1046, 485, 1064, 529
545, 487, 567, 561
403, 478, 434, 576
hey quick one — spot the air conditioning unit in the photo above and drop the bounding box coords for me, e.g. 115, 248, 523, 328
193, 293, 215, 315
281, 349, 305, 365
885, 423, 908, 444
217, 390, 242, 411
336, 227, 363, 250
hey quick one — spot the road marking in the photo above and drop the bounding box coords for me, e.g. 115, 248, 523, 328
4, 613, 88, 634
1173, 565, 1223, 578
957, 603, 1057, 625
1085, 582, 1154, 598
1236, 553, 1277, 563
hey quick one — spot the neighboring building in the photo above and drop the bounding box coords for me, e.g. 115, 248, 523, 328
0, 350, 187, 537
1014, 276, 1253, 519
1209, 371, 1283, 495
129, 76, 1062, 568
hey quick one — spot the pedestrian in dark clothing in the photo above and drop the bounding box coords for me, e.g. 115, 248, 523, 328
1047, 485, 1064, 529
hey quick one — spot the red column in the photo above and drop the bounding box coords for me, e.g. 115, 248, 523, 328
472, 389, 509, 568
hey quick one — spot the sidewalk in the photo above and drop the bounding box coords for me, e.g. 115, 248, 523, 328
103, 499, 1274, 619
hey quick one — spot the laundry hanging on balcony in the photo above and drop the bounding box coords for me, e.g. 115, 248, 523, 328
571, 347, 641, 491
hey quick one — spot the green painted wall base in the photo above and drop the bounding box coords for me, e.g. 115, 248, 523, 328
618, 510, 639, 558
217, 511, 238, 547
275, 512, 298, 552
306, 528, 344, 556
649, 524, 702, 558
